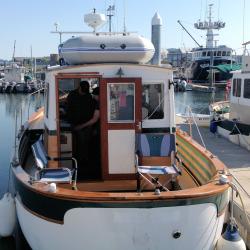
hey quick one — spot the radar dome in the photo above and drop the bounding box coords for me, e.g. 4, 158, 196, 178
84, 10, 106, 31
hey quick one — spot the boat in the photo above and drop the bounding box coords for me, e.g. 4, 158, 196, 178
11, 10, 231, 250
59, 34, 155, 65
209, 100, 230, 120
216, 41, 250, 150
185, 4, 238, 87
176, 112, 211, 127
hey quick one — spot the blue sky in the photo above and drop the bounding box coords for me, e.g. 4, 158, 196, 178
0, 0, 248, 59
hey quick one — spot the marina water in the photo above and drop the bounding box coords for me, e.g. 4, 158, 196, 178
0, 90, 226, 248
0, 93, 43, 249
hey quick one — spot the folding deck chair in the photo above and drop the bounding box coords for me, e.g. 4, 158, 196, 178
31, 139, 78, 189
135, 133, 181, 192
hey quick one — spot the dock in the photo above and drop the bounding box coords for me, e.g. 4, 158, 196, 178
178, 123, 250, 247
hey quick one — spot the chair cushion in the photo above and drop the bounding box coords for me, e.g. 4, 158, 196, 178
39, 168, 72, 183
31, 140, 48, 169
136, 133, 176, 157
138, 165, 178, 175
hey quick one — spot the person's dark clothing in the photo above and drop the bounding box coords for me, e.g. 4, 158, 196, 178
66, 90, 96, 126
66, 89, 97, 179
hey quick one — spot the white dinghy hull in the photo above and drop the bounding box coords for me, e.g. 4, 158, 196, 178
59, 34, 155, 65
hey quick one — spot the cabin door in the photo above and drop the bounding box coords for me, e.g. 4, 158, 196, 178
100, 78, 142, 179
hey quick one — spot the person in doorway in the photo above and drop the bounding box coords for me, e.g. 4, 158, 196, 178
66, 81, 98, 179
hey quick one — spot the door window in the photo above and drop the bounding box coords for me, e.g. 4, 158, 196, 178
107, 83, 135, 122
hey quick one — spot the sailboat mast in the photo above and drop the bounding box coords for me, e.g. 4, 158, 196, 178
12, 40, 16, 63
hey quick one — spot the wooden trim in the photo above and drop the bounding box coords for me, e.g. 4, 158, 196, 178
55, 73, 102, 171
102, 174, 136, 180
55, 77, 60, 167
56, 74, 101, 79
100, 78, 108, 178
13, 165, 229, 201
107, 123, 136, 129
13, 166, 229, 222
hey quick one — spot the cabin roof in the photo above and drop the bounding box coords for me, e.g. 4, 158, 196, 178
47, 63, 172, 73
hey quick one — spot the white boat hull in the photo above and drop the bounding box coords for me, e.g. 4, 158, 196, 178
176, 113, 211, 127
218, 126, 250, 151
16, 197, 225, 250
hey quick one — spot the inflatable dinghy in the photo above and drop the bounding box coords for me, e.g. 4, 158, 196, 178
59, 34, 155, 65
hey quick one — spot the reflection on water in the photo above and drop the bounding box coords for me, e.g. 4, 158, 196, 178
175, 90, 228, 114
0, 94, 43, 249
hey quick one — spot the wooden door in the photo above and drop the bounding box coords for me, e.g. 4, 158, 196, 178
100, 78, 142, 179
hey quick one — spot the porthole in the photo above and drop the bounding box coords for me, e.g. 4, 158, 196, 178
100, 44, 106, 49
120, 44, 126, 49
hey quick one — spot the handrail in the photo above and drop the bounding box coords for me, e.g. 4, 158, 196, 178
176, 101, 207, 149
27, 87, 45, 120
231, 173, 250, 199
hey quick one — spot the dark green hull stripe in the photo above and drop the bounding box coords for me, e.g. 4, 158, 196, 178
14, 173, 229, 223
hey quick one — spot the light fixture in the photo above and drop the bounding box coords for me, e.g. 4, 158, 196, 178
116, 67, 124, 77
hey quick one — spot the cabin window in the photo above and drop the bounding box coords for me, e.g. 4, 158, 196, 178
142, 83, 164, 120
217, 51, 222, 56
226, 51, 231, 56
202, 51, 206, 56
107, 83, 135, 122
207, 51, 211, 56
213, 51, 216, 56
232, 78, 241, 97
45, 82, 49, 118
222, 51, 226, 56
243, 79, 250, 99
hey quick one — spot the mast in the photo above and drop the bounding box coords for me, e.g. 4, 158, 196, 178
12, 40, 16, 63
194, 4, 225, 48
194, 4, 225, 87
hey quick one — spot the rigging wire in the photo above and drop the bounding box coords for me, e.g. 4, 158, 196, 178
204, 0, 208, 20
218, 0, 221, 20
243, 0, 246, 44
199, 0, 203, 20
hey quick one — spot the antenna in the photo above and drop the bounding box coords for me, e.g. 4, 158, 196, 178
107, 5, 115, 32
243, 0, 246, 44
123, 0, 127, 33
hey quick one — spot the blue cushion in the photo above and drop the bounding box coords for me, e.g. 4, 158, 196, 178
39, 168, 72, 183
136, 133, 176, 157
31, 140, 48, 169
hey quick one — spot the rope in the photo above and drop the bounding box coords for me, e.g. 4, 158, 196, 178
187, 106, 207, 149
176, 101, 207, 148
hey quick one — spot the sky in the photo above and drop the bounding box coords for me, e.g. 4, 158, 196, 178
0, 0, 249, 60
